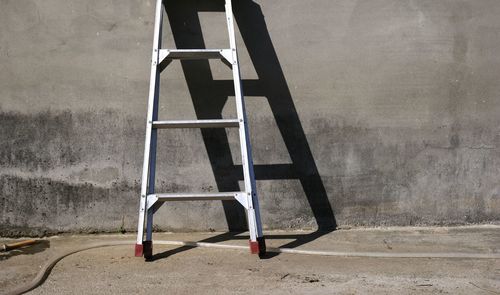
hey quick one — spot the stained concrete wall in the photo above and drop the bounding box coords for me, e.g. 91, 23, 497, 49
1, 0, 500, 236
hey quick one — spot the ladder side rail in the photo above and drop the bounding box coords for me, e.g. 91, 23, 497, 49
136, 0, 164, 251
145, 6, 163, 245
224, 0, 263, 240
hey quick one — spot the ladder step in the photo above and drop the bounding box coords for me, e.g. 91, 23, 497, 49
160, 49, 228, 60
151, 192, 243, 201
152, 119, 240, 129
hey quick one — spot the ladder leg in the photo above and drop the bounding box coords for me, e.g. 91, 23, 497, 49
250, 190, 265, 255
247, 206, 265, 255
135, 202, 146, 256
144, 125, 158, 260
144, 208, 154, 260
224, 0, 266, 256
136, 0, 163, 258
144, 108, 160, 258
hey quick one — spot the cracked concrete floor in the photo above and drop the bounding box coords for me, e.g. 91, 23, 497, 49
1, 226, 499, 294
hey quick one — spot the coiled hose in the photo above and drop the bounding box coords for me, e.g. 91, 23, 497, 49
5, 239, 500, 295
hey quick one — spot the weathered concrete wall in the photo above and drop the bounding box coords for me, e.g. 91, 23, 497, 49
1, 0, 500, 236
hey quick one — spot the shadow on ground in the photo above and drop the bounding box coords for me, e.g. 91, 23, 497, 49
0, 240, 50, 261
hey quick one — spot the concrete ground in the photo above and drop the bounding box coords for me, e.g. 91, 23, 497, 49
1, 226, 499, 294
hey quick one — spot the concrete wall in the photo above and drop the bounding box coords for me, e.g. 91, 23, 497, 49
1, 0, 500, 236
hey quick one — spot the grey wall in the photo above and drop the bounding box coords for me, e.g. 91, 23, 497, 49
1, 0, 500, 236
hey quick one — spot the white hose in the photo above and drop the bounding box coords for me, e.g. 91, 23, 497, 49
157, 240, 500, 259
4, 240, 500, 295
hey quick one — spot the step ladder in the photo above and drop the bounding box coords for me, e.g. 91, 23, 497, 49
135, 0, 266, 260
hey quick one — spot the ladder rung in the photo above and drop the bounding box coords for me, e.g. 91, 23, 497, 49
161, 49, 227, 60
151, 192, 243, 201
152, 119, 240, 129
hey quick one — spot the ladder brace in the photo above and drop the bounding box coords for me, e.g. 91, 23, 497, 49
159, 49, 235, 71
147, 192, 249, 210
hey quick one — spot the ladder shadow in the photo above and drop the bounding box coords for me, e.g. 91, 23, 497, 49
151, 0, 336, 261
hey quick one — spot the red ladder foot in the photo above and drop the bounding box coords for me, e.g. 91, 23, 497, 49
249, 237, 266, 256
135, 244, 143, 257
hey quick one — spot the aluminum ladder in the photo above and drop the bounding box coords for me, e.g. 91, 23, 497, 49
135, 0, 266, 260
